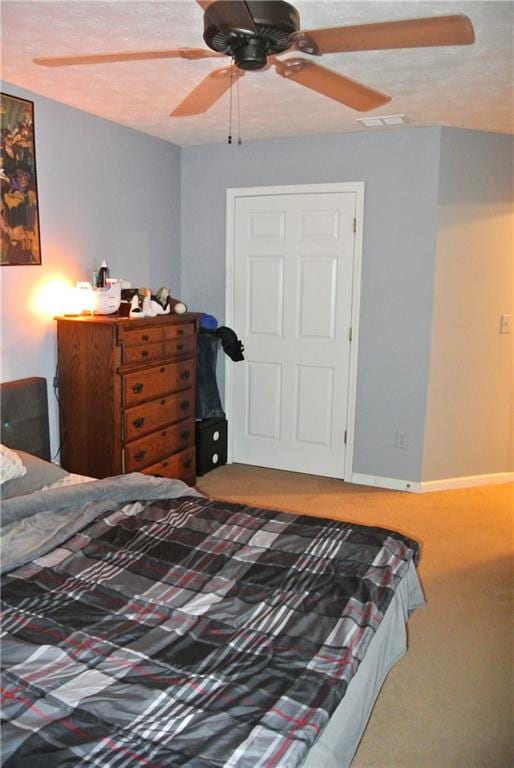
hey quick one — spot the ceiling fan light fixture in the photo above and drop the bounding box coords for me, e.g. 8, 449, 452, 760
230, 38, 268, 70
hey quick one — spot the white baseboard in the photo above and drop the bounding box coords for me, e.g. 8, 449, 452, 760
419, 472, 514, 493
349, 473, 421, 492
349, 471, 513, 493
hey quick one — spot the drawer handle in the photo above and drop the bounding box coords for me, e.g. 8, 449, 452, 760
133, 416, 145, 429
182, 458, 192, 469
142, 334, 149, 341
160, 367, 165, 373
161, 430, 167, 437
160, 399, 166, 406
141, 350, 149, 358
162, 461, 169, 468
135, 450, 146, 462
180, 370, 190, 381
177, 343, 184, 351
180, 400, 190, 411
180, 429, 190, 440
178, 328, 184, 336
132, 383, 144, 394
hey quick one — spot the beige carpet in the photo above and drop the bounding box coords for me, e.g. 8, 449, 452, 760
196, 464, 513, 768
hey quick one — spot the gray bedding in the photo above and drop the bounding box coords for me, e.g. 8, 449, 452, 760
0, 473, 199, 573
0, 450, 69, 500
1, 476, 421, 767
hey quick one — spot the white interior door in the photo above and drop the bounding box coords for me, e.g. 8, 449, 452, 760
228, 186, 359, 478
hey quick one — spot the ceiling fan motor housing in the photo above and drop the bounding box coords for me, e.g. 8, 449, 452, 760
203, 0, 300, 70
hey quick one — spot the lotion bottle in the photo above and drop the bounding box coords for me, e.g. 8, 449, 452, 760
97, 260, 110, 288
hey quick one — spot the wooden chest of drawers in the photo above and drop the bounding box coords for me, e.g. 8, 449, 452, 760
56, 314, 199, 485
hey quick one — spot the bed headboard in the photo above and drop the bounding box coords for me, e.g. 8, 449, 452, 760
0, 377, 51, 460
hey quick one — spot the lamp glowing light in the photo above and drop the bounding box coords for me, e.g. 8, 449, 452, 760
31, 278, 76, 319
30, 277, 97, 318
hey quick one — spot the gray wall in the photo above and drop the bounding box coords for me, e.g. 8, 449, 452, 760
0, 83, 181, 454
2, 92, 509, 485
422, 128, 513, 481
181, 128, 442, 482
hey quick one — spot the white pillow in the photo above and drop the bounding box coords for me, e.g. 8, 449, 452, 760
0, 444, 27, 484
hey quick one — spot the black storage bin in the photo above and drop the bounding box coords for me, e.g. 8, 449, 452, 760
195, 417, 228, 476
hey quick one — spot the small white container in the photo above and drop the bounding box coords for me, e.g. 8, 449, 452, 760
91, 282, 121, 315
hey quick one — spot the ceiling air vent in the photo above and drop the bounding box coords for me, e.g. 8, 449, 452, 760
356, 114, 407, 127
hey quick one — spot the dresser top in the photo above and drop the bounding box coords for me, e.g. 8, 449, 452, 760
55, 312, 200, 328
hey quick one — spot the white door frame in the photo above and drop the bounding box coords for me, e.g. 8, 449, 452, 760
225, 181, 364, 482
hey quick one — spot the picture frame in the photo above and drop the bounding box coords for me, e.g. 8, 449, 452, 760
1, 92, 42, 266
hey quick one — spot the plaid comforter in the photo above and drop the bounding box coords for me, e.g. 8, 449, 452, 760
1, 492, 419, 767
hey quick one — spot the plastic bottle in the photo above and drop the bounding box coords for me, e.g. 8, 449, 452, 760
97, 260, 110, 288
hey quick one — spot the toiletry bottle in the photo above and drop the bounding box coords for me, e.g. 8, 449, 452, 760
97, 260, 110, 288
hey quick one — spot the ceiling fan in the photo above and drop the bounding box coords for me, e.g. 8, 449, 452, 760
33, 0, 475, 116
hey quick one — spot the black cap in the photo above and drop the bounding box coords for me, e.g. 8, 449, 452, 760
215, 326, 245, 362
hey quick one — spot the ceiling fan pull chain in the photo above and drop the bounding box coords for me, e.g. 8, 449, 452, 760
237, 76, 242, 145
228, 61, 234, 144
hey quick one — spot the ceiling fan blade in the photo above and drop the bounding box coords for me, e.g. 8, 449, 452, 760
33, 48, 222, 67
274, 58, 390, 112
171, 66, 245, 117
196, 0, 257, 33
295, 14, 475, 55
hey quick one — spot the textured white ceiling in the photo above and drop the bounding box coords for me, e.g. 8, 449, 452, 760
1, 0, 512, 146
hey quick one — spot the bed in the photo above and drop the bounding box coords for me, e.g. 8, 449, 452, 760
0, 377, 424, 767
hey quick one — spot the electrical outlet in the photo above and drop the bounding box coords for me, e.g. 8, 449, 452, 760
395, 430, 408, 450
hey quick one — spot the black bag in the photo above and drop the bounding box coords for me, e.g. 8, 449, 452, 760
196, 331, 225, 420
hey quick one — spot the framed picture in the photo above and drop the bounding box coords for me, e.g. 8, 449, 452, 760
1, 93, 42, 265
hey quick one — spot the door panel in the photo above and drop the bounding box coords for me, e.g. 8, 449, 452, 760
232, 190, 355, 478
248, 256, 284, 336
247, 361, 282, 440
249, 210, 286, 240
300, 208, 340, 240
298, 256, 337, 339
295, 365, 334, 446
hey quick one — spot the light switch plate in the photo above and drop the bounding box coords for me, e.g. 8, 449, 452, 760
500, 314, 512, 334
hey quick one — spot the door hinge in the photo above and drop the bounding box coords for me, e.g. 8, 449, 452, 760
344, 429, 347, 444
353, 217, 357, 233
348, 327, 352, 342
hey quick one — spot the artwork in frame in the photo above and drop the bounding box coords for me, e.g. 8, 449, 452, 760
0, 92, 41, 266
